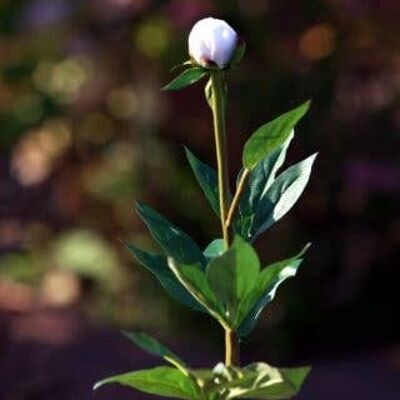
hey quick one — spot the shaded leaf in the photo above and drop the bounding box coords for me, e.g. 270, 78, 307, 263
122, 331, 187, 372
238, 244, 310, 337
163, 67, 208, 91
243, 101, 310, 169
126, 243, 205, 312
168, 259, 227, 327
94, 366, 199, 399
136, 201, 205, 266
185, 147, 220, 216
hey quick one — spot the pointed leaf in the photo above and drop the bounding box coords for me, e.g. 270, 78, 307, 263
136, 201, 205, 265
238, 244, 310, 337
236, 154, 317, 242
168, 259, 228, 327
253, 153, 317, 239
126, 243, 205, 311
206, 236, 260, 325
243, 101, 310, 169
123, 331, 187, 371
163, 67, 208, 91
94, 366, 199, 399
185, 147, 220, 216
235, 132, 294, 239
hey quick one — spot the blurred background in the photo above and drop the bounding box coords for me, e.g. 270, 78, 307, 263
0, 0, 399, 399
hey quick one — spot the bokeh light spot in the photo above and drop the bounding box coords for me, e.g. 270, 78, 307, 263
299, 24, 336, 60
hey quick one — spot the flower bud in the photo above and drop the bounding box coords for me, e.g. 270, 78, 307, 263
188, 17, 244, 69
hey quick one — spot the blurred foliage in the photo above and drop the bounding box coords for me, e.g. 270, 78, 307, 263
0, 0, 399, 361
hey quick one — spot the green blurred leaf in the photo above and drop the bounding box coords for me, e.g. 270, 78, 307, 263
235, 132, 294, 240
242, 101, 310, 170
122, 331, 187, 372
136, 201, 205, 266
238, 244, 310, 337
206, 236, 260, 325
236, 154, 317, 242
162, 67, 208, 91
168, 259, 227, 327
185, 147, 220, 216
203, 239, 225, 262
94, 366, 199, 399
126, 243, 205, 312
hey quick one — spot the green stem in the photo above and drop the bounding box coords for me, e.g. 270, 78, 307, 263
225, 328, 240, 367
210, 71, 240, 367
225, 168, 250, 230
210, 71, 231, 249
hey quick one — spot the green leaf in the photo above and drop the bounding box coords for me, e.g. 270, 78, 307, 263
126, 243, 205, 312
94, 366, 200, 399
238, 364, 311, 399
236, 153, 317, 242
122, 331, 187, 372
163, 67, 208, 91
235, 132, 294, 240
238, 244, 310, 337
203, 239, 225, 261
185, 147, 220, 216
168, 259, 227, 327
191, 362, 310, 399
243, 101, 310, 169
136, 201, 205, 266
206, 236, 260, 325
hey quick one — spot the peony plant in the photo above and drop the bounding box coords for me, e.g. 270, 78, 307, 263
94, 17, 317, 399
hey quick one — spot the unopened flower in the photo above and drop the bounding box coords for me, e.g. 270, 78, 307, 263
188, 17, 245, 69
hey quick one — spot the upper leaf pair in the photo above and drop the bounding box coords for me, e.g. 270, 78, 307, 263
187, 101, 317, 242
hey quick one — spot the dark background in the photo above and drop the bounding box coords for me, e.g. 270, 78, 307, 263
0, 0, 399, 399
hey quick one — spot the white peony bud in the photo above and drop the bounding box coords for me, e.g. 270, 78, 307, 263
188, 17, 243, 69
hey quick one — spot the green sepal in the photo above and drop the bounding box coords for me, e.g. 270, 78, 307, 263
136, 201, 205, 266
126, 243, 206, 312
238, 244, 310, 337
185, 147, 220, 216
243, 101, 311, 170
162, 67, 208, 91
94, 366, 200, 399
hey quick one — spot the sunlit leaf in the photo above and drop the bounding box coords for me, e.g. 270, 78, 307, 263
243, 101, 310, 169
206, 236, 260, 325
94, 366, 199, 399
238, 244, 310, 337
203, 239, 225, 262
235, 154, 317, 242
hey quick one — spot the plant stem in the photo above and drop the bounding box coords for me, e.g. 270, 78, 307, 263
225, 328, 240, 366
210, 71, 230, 249
225, 168, 250, 230
209, 72, 240, 367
